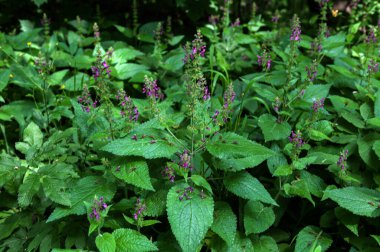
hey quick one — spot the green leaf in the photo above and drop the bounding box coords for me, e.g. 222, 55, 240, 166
114, 63, 149, 80
24, 122, 43, 147
102, 129, 180, 159
167, 184, 214, 252
273, 165, 292, 176
244, 201, 275, 234
334, 207, 359, 236
96, 233, 116, 252
341, 110, 365, 129
323, 187, 380, 217
190, 175, 213, 194
112, 160, 154, 191
375, 89, 380, 117
211, 201, 237, 245
112, 48, 144, 64
206, 132, 275, 171
252, 235, 279, 252
145, 190, 167, 217
373, 140, 380, 159
299, 171, 326, 198
47, 176, 116, 222
42, 177, 71, 206
64, 72, 89, 91
0, 69, 10, 92
18, 172, 40, 207
284, 179, 315, 206
113, 228, 158, 252
224, 172, 277, 206
295, 226, 332, 252
358, 134, 379, 168
258, 114, 291, 141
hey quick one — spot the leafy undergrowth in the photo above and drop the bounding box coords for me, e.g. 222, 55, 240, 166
1, 0, 380, 251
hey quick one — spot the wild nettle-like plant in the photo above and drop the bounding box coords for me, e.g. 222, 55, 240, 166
2, 0, 380, 251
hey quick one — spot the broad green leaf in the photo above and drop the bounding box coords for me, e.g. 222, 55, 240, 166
273, 165, 292, 176
18, 172, 40, 207
309, 121, 334, 141
373, 140, 380, 159
112, 160, 154, 191
0, 69, 10, 91
47, 176, 116, 222
64, 72, 89, 91
358, 134, 379, 168
211, 201, 237, 245
334, 207, 359, 236
299, 171, 326, 198
258, 114, 291, 141
190, 175, 213, 194
112, 48, 144, 64
252, 235, 279, 252
329, 95, 358, 112
42, 177, 71, 206
223, 172, 277, 206
113, 228, 158, 252
295, 226, 332, 252
293, 156, 317, 170
113, 63, 149, 80
96, 233, 116, 252
102, 129, 180, 159
375, 89, 380, 117
284, 179, 315, 206
24, 122, 43, 147
244, 201, 275, 234
341, 110, 365, 128
206, 132, 275, 171
323, 187, 380, 217
145, 190, 167, 217
167, 184, 214, 252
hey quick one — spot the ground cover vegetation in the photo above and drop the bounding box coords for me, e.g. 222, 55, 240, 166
1, 0, 380, 251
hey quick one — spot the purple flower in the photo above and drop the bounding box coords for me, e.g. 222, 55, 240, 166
89, 196, 108, 221
116, 89, 139, 122
306, 60, 318, 82
290, 15, 301, 42
178, 186, 194, 201
257, 51, 272, 71
179, 150, 192, 170
78, 85, 97, 113
203, 86, 210, 101
368, 59, 379, 75
162, 166, 176, 182
133, 198, 146, 220
231, 18, 240, 27
272, 16, 279, 23
365, 28, 377, 44
312, 98, 325, 112
208, 15, 219, 25
143, 76, 163, 100
337, 149, 348, 170
288, 130, 304, 148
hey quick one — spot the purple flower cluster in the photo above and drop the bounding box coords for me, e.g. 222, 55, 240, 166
365, 28, 377, 44
143, 76, 163, 100
89, 196, 108, 221
231, 18, 240, 27
368, 59, 379, 75
78, 85, 98, 113
162, 166, 175, 182
91, 61, 111, 80
288, 130, 305, 148
93, 22, 100, 40
257, 50, 272, 71
178, 186, 194, 201
273, 97, 281, 113
116, 89, 139, 122
306, 60, 318, 82
312, 98, 325, 113
208, 15, 220, 26
183, 30, 206, 64
290, 15, 301, 42
133, 198, 146, 220
272, 15, 279, 23
203, 86, 211, 101
337, 149, 348, 170
223, 84, 236, 109
212, 109, 220, 123
179, 150, 192, 170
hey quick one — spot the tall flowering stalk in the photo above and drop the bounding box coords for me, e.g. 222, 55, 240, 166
78, 85, 98, 113
133, 198, 146, 221
89, 196, 108, 221
115, 89, 139, 122
288, 130, 305, 159
306, 59, 318, 82
143, 76, 163, 117
257, 50, 272, 72
337, 149, 348, 171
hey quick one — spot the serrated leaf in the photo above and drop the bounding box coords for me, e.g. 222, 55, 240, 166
112, 160, 154, 191
244, 201, 275, 234
295, 226, 332, 252
207, 132, 275, 171
113, 228, 158, 252
211, 201, 237, 245
299, 171, 326, 198
47, 176, 116, 222
145, 190, 167, 217
42, 177, 71, 206
273, 164, 292, 176
341, 110, 365, 128
96, 233, 116, 252
223, 172, 277, 206
18, 172, 40, 207
373, 140, 380, 159
252, 235, 279, 252
334, 207, 359, 236
24, 122, 43, 147
258, 114, 291, 141
167, 184, 214, 252
102, 129, 180, 159
190, 175, 213, 194
323, 187, 380, 217
114, 63, 149, 80
284, 180, 315, 206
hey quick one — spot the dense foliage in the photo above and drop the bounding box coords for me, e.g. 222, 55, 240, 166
1, 0, 380, 251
